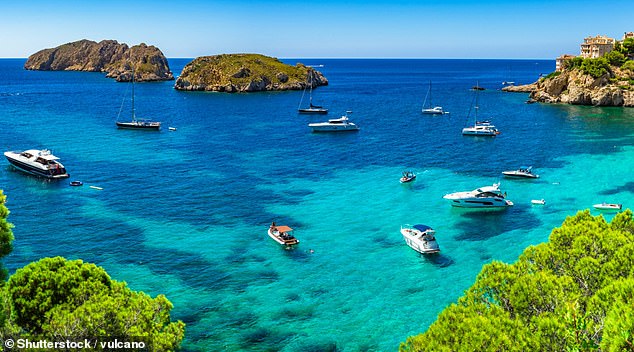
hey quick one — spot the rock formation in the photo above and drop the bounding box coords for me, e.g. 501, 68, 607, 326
503, 67, 634, 107
174, 54, 328, 92
24, 39, 173, 82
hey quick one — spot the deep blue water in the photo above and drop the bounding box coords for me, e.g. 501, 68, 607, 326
2, 58, 634, 351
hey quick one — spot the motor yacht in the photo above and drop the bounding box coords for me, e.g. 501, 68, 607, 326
400, 224, 440, 254
443, 183, 513, 208
502, 166, 539, 179
308, 111, 359, 132
4, 149, 69, 179
268, 223, 299, 246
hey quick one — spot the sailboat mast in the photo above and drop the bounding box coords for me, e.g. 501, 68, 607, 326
429, 80, 432, 107
131, 65, 136, 122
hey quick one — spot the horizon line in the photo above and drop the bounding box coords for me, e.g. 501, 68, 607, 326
0, 56, 556, 60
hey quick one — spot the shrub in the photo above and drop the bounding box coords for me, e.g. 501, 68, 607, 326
580, 58, 610, 78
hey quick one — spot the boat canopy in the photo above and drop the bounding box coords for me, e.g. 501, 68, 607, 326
274, 225, 293, 232
413, 224, 433, 232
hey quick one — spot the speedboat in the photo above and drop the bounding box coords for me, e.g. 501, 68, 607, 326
268, 223, 299, 246
502, 166, 539, 179
400, 171, 416, 183
531, 199, 546, 205
308, 111, 359, 132
4, 149, 69, 179
593, 203, 622, 211
400, 224, 440, 254
443, 183, 513, 208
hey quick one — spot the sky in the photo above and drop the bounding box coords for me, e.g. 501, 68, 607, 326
1, 0, 633, 59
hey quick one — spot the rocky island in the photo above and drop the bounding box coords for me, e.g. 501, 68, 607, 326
174, 54, 328, 92
24, 39, 173, 82
503, 33, 634, 107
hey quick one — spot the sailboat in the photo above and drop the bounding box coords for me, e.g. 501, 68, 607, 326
116, 66, 161, 130
421, 81, 446, 114
298, 69, 328, 114
462, 83, 499, 136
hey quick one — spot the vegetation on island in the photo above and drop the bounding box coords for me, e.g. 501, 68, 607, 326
174, 53, 328, 92
0, 192, 14, 282
24, 39, 174, 82
0, 190, 185, 350
401, 210, 634, 352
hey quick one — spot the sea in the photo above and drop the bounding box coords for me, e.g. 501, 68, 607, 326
1, 58, 634, 351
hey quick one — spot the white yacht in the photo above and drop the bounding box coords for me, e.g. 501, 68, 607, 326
268, 223, 299, 246
502, 166, 539, 179
400, 224, 440, 254
593, 203, 622, 211
462, 121, 500, 136
308, 111, 359, 132
4, 149, 69, 179
443, 183, 513, 208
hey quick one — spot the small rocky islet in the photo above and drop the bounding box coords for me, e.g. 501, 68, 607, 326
173, 54, 328, 93
503, 67, 634, 107
24, 39, 173, 82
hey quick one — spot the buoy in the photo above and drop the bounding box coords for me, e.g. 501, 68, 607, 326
89, 186, 103, 190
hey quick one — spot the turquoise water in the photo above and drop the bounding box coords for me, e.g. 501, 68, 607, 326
1, 58, 634, 351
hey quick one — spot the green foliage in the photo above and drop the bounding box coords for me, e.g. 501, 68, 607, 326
401, 210, 634, 351
622, 60, 634, 72
580, 58, 610, 78
544, 71, 561, 80
180, 54, 315, 87
621, 38, 634, 56
7, 257, 185, 350
0, 191, 14, 282
563, 57, 584, 70
604, 50, 627, 66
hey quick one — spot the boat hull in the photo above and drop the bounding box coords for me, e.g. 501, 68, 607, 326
298, 108, 328, 114
462, 129, 498, 136
309, 124, 359, 132
116, 121, 161, 130
422, 107, 444, 114
502, 171, 539, 179
444, 197, 513, 208
593, 204, 622, 211
4, 155, 69, 179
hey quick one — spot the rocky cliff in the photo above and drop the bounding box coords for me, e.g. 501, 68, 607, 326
24, 40, 173, 82
174, 54, 328, 92
503, 67, 634, 107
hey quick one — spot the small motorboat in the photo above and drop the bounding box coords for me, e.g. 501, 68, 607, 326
168, 127, 177, 131
69, 180, 83, 187
503, 166, 539, 179
593, 203, 622, 211
400, 171, 416, 183
531, 199, 546, 205
268, 222, 299, 246
400, 224, 440, 254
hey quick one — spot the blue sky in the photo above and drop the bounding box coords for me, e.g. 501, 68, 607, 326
1, 0, 632, 59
